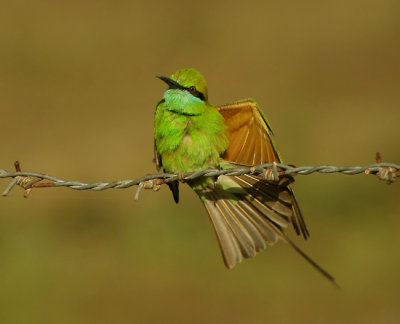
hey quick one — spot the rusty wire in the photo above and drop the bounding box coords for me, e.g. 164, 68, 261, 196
0, 158, 398, 198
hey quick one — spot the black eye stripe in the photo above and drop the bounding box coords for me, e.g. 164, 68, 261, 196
194, 90, 205, 101
158, 76, 206, 101
185, 86, 205, 101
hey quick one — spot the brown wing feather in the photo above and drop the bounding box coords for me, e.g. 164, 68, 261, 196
216, 99, 309, 239
216, 100, 280, 165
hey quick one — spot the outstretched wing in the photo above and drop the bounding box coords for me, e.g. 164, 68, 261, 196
216, 99, 309, 240
216, 99, 281, 165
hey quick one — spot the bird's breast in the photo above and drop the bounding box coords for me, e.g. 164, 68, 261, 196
155, 105, 229, 173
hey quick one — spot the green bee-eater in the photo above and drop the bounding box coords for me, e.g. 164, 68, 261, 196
154, 68, 335, 284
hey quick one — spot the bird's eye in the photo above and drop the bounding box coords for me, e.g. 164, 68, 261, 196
188, 86, 196, 94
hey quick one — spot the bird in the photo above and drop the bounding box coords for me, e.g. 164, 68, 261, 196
154, 68, 336, 285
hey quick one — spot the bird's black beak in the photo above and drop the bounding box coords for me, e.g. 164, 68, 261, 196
156, 75, 185, 90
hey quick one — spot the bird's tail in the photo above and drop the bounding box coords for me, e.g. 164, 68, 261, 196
194, 174, 337, 287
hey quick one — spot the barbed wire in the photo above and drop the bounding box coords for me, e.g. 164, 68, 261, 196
0, 157, 398, 198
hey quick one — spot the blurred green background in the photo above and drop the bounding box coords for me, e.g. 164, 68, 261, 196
1, 0, 400, 323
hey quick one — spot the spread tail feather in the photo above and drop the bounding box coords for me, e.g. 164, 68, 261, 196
196, 175, 337, 287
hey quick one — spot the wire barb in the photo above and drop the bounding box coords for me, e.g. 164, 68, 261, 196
1, 155, 398, 198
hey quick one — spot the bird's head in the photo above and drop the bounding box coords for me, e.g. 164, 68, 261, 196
157, 68, 208, 102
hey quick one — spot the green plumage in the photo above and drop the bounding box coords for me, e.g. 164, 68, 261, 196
154, 98, 228, 174
154, 69, 229, 190
153, 68, 336, 285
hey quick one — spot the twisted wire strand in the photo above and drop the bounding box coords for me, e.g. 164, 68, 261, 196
0, 162, 398, 197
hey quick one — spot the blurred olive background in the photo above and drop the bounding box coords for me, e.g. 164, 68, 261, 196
1, 0, 400, 323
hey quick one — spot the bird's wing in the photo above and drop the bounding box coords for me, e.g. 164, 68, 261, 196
216, 98, 309, 240
216, 98, 281, 165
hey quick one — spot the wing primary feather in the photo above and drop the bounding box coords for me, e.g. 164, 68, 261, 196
235, 126, 251, 163
243, 194, 289, 228
252, 131, 262, 165
241, 175, 293, 204
259, 133, 266, 165
227, 126, 248, 162
241, 123, 257, 165
232, 174, 309, 239
232, 177, 291, 227
233, 175, 293, 218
